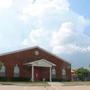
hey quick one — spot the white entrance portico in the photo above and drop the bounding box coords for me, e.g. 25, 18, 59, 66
24, 59, 56, 82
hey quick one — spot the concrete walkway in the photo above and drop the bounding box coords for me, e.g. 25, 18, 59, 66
0, 83, 90, 90
48, 82, 63, 86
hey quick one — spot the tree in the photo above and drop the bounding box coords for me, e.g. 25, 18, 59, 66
75, 67, 90, 81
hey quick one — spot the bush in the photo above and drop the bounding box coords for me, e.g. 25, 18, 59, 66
11, 77, 31, 82
0, 77, 7, 81
0, 77, 31, 82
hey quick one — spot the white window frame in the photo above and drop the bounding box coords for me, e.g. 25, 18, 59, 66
14, 64, 20, 78
62, 68, 66, 79
52, 67, 56, 79
0, 62, 6, 77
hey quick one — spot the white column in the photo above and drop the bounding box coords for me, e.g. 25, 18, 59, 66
31, 65, 34, 82
50, 67, 52, 82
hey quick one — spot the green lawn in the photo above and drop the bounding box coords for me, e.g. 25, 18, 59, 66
1, 81, 90, 86
62, 81, 90, 86
0, 81, 49, 86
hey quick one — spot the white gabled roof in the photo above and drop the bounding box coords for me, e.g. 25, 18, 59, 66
24, 59, 56, 67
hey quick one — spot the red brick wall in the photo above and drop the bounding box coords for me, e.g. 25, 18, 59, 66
0, 47, 71, 81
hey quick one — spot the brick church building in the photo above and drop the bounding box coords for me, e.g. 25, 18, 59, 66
0, 46, 71, 81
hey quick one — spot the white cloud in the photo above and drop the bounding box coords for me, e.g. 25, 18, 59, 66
87, 46, 90, 51
52, 44, 90, 54
50, 21, 90, 54
20, 0, 70, 22
22, 28, 51, 48
0, 0, 12, 10
20, 0, 90, 55
50, 22, 75, 53
50, 22, 74, 46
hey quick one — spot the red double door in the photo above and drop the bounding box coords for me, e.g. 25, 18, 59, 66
34, 67, 42, 81
34, 67, 49, 81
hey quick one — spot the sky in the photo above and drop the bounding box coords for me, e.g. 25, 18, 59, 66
0, 0, 90, 68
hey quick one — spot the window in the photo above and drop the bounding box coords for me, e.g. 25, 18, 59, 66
35, 50, 39, 55
14, 64, 20, 77
67, 64, 71, 69
0, 62, 6, 77
62, 68, 66, 80
52, 67, 56, 79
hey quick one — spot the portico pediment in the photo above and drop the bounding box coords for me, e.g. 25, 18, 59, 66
25, 59, 56, 67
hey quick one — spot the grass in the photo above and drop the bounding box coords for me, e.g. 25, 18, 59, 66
0, 81, 49, 86
0, 81, 90, 86
62, 81, 90, 86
